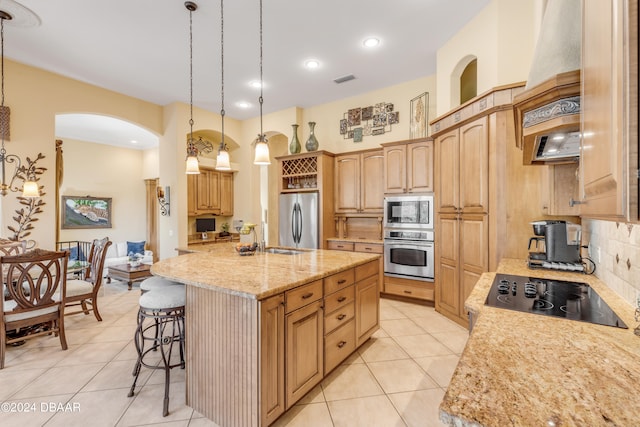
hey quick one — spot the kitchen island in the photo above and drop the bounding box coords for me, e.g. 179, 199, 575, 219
440, 258, 640, 426
151, 243, 381, 427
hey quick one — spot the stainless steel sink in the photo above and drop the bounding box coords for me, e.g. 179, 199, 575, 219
264, 248, 305, 255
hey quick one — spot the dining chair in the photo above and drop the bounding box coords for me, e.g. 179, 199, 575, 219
65, 237, 112, 321
1, 240, 28, 300
1, 248, 69, 369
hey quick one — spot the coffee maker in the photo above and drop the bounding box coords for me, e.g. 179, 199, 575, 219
528, 220, 583, 271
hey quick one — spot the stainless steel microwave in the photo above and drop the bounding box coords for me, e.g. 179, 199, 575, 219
383, 195, 434, 229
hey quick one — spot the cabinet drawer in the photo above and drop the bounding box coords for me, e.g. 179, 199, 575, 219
324, 319, 356, 374
353, 243, 383, 254
285, 280, 323, 314
324, 269, 355, 295
324, 301, 355, 334
384, 281, 434, 301
324, 284, 354, 314
328, 241, 354, 251
355, 260, 379, 282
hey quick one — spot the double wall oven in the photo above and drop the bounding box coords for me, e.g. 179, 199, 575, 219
383, 195, 434, 282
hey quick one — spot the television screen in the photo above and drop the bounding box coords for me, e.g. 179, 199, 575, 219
196, 218, 216, 232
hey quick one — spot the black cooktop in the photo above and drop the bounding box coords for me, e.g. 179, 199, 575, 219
484, 274, 628, 329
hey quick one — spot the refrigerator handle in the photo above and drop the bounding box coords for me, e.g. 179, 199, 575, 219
291, 204, 297, 243
297, 204, 303, 244
294, 203, 301, 243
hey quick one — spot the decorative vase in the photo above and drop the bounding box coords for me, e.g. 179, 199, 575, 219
289, 124, 301, 154
305, 121, 319, 151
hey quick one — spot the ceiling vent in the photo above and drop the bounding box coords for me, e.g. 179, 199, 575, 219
333, 74, 356, 84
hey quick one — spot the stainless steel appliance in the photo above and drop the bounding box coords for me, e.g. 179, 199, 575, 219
383, 195, 434, 229
279, 192, 318, 249
528, 220, 584, 271
383, 229, 434, 281
484, 273, 627, 329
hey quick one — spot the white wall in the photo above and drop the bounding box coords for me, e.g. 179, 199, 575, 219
58, 139, 147, 245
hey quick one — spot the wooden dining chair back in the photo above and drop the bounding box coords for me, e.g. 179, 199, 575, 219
65, 237, 112, 321
1, 248, 69, 369
0, 239, 28, 257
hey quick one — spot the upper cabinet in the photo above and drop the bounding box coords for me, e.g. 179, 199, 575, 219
187, 169, 234, 216
382, 139, 433, 194
335, 149, 384, 214
579, 0, 638, 221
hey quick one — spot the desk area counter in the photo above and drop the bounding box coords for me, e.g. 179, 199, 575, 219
440, 258, 640, 427
155, 243, 379, 300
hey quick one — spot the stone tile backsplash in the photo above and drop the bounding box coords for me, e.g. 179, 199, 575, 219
582, 219, 640, 307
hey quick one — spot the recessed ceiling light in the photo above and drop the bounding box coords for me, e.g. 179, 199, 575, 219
304, 59, 320, 69
236, 101, 251, 109
363, 37, 380, 48
130, 140, 138, 144
249, 80, 262, 89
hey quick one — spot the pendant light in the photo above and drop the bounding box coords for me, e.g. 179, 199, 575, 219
184, 1, 200, 175
253, 0, 270, 165
215, 0, 231, 171
0, 11, 38, 197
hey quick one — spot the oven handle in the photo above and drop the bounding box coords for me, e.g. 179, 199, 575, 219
384, 240, 434, 248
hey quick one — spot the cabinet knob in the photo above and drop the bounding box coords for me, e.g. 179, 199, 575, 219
403, 290, 413, 294
301, 292, 314, 299
337, 340, 347, 348
337, 314, 346, 320
569, 198, 586, 207
337, 296, 347, 303
337, 279, 347, 285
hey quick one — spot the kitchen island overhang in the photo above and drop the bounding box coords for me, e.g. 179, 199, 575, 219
151, 243, 381, 427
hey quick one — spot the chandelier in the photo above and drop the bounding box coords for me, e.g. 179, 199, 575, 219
0, 10, 38, 197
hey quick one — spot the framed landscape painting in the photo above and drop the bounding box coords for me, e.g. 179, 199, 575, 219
62, 196, 112, 229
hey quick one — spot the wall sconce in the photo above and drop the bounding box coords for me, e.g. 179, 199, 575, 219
157, 186, 170, 216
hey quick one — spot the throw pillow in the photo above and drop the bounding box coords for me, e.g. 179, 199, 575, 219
127, 241, 146, 255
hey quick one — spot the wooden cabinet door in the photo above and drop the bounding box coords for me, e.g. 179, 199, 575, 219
208, 170, 221, 212
383, 145, 407, 193
260, 294, 285, 426
407, 140, 433, 193
187, 174, 197, 215
459, 117, 488, 214
435, 129, 459, 213
361, 150, 384, 212
580, 0, 629, 218
196, 171, 210, 211
355, 274, 379, 346
285, 300, 323, 408
459, 214, 488, 318
436, 258, 459, 318
219, 172, 234, 215
335, 154, 361, 212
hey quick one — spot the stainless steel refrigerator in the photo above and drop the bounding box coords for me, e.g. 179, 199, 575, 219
279, 192, 319, 249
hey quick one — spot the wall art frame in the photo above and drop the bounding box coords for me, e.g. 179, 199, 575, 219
410, 92, 428, 139
62, 196, 112, 229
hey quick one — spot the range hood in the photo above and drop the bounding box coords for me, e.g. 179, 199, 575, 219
513, 0, 582, 165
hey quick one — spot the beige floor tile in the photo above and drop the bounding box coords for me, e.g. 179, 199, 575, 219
411, 313, 468, 334
272, 402, 333, 427
368, 359, 439, 393
430, 330, 469, 354
296, 383, 325, 405
371, 328, 388, 339
82, 360, 151, 392
113, 341, 142, 361
0, 367, 46, 400
321, 363, 383, 401
119, 381, 192, 425
327, 395, 406, 427
414, 355, 461, 388
380, 318, 426, 337
0, 394, 73, 427
358, 337, 410, 363
55, 341, 129, 366
88, 325, 138, 344
379, 304, 407, 320
146, 364, 187, 385
341, 350, 365, 364
388, 388, 447, 427
64, 326, 103, 346
394, 334, 453, 358
134, 422, 189, 427
13, 362, 104, 399
188, 416, 222, 427
392, 303, 438, 320
2, 345, 75, 371
45, 388, 133, 427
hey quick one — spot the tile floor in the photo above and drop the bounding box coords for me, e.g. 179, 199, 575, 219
0, 280, 468, 427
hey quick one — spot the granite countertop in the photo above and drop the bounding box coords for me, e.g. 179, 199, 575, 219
153, 242, 380, 300
440, 258, 640, 427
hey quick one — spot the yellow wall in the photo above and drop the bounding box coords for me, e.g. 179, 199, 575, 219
59, 139, 147, 244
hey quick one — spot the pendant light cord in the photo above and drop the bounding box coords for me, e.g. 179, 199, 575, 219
1, 15, 5, 151
188, 4, 194, 146
258, 0, 264, 140
220, 0, 225, 147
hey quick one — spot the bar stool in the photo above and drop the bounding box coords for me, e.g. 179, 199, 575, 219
140, 276, 182, 294
128, 285, 185, 417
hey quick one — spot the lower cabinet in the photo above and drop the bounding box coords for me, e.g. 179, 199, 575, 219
327, 240, 384, 293
260, 259, 380, 425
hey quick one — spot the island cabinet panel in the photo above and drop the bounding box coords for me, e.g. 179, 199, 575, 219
355, 274, 379, 346
186, 286, 259, 427
260, 294, 285, 426
285, 299, 323, 409
324, 319, 356, 373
